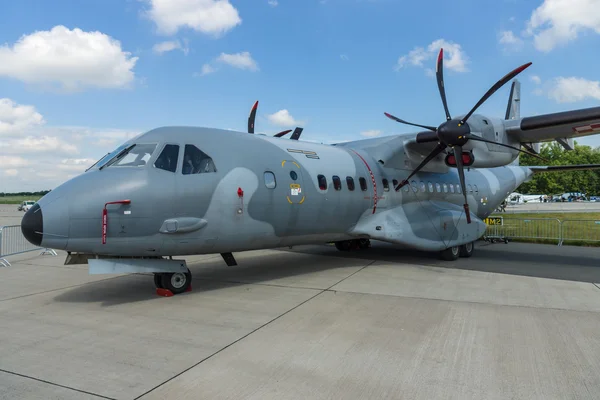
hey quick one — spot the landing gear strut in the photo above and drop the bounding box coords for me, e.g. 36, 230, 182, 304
334, 239, 371, 251
153, 268, 192, 296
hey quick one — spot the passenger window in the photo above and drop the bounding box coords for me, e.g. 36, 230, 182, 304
382, 179, 389, 192
264, 171, 276, 189
359, 177, 367, 191
290, 171, 298, 180
393, 179, 399, 188
403, 183, 409, 192
449, 184, 455, 193
332, 175, 342, 191
443, 183, 448, 193
468, 184, 473, 193
318, 174, 327, 190
182, 144, 216, 174
411, 180, 417, 192
154, 144, 179, 172
436, 183, 441, 193
474, 185, 479, 194
428, 182, 434, 193
346, 176, 355, 191
456, 184, 461, 194
420, 182, 426, 192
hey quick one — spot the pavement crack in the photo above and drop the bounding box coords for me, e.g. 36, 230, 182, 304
0, 369, 116, 400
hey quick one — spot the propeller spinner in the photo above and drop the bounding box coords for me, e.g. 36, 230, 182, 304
384, 48, 543, 224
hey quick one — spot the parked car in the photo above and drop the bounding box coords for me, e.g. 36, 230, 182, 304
20, 200, 36, 212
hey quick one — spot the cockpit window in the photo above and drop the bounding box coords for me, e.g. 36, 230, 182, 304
182, 144, 217, 174
154, 144, 179, 172
109, 143, 158, 168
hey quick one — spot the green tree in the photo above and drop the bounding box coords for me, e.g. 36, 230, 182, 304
517, 141, 600, 196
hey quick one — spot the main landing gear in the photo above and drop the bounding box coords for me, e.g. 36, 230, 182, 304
153, 268, 192, 296
439, 241, 474, 261
334, 239, 371, 251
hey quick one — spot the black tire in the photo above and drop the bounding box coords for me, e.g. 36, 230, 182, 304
154, 273, 163, 289
439, 246, 460, 261
459, 242, 474, 258
160, 270, 192, 295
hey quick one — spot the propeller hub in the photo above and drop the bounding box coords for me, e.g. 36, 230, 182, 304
437, 120, 470, 146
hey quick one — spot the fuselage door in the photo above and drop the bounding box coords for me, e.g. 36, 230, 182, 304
280, 160, 306, 204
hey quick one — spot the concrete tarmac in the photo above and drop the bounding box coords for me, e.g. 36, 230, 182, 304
2, 206, 600, 399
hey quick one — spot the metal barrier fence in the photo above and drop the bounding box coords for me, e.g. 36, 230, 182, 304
0, 225, 57, 267
483, 217, 600, 246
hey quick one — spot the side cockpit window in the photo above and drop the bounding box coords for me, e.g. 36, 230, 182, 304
154, 144, 179, 172
182, 144, 217, 174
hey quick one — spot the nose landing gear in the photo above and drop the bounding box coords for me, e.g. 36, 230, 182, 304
154, 269, 192, 296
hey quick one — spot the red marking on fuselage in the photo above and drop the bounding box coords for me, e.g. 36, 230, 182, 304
351, 150, 378, 214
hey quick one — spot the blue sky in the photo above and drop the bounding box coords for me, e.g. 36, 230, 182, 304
1, 0, 600, 191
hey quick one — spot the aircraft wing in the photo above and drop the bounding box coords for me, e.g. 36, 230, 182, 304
528, 164, 600, 173
506, 106, 600, 143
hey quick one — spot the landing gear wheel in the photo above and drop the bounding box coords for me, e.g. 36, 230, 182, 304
459, 242, 474, 258
439, 246, 460, 261
153, 273, 163, 289
160, 269, 192, 295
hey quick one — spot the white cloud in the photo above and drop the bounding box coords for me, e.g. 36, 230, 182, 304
216, 51, 259, 71
525, 0, 600, 52
360, 130, 382, 137
0, 25, 138, 92
498, 30, 524, 50
0, 98, 144, 192
530, 75, 542, 84
0, 156, 30, 168
545, 77, 600, 103
395, 39, 469, 73
152, 39, 189, 55
1, 136, 79, 155
267, 109, 300, 126
0, 98, 45, 136
199, 63, 217, 76
268, 0, 278, 6
144, 0, 242, 36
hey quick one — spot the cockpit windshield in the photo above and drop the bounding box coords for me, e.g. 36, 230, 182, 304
105, 143, 157, 168
94, 143, 157, 170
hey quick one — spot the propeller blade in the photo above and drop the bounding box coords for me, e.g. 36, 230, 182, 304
395, 142, 447, 191
248, 100, 258, 134
273, 129, 292, 138
436, 48, 451, 121
290, 127, 303, 140
465, 134, 547, 162
460, 62, 532, 124
453, 145, 471, 224
416, 131, 439, 143
384, 112, 437, 132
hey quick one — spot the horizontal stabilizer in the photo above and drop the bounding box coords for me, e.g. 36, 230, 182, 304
529, 164, 600, 173
507, 106, 600, 143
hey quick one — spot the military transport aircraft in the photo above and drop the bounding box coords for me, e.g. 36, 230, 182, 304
21, 48, 600, 295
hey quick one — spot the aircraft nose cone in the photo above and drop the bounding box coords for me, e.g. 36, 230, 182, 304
21, 203, 43, 247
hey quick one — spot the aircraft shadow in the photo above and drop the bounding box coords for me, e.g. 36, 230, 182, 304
283, 241, 600, 284
52, 250, 359, 306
